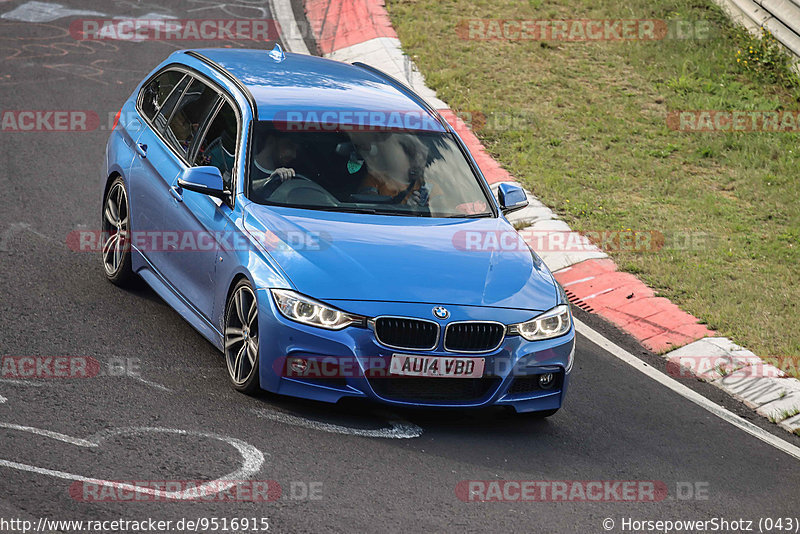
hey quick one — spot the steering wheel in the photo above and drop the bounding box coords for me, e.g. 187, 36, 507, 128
268, 174, 339, 207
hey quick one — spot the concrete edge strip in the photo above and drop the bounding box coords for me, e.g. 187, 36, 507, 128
288, 0, 799, 435
709, 0, 800, 70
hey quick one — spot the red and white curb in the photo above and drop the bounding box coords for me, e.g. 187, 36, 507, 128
274, 0, 800, 435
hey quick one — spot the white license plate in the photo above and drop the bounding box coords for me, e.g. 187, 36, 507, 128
389, 354, 485, 378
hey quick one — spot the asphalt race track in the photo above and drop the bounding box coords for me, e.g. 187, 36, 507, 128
0, 1, 799, 533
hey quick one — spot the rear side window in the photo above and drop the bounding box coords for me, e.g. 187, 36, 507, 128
193, 102, 238, 191
165, 79, 220, 158
139, 70, 186, 122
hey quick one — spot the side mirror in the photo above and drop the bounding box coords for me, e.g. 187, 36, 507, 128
178, 166, 229, 199
497, 183, 528, 214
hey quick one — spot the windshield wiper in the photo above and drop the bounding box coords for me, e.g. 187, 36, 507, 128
444, 212, 493, 218
317, 205, 422, 217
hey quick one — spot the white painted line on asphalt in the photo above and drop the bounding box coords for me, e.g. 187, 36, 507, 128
0, 422, 98, 447
0, 424, 266, 499
0, 395, 6, 404
574, 318, 800, 461
0, 223, 53, 253
131, 375, 172, 392
0, 379, 44, 387
580, 288, 614, 301
562, 276, 595, 287
268, 0, 310, 55
253, 407, 423, 439
0, 1, 104, 22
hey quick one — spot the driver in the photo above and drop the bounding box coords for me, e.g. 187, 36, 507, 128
251, 133, 299, 193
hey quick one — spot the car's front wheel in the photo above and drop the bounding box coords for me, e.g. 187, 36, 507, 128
101, 177, 135, 286
224, 279, 261, 394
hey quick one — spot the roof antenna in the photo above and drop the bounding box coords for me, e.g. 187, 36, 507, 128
268, 42, 286, 62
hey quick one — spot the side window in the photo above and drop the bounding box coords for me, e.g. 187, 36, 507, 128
152, 75, 190, 132
139, 70, 186, 122
164, 79, 221, 158
193, 102, 238, 191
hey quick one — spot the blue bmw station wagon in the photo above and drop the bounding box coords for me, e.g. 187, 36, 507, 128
103, 45, 574, 416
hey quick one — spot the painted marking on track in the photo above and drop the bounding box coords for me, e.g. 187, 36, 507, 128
2, 372, 169, 391
187, 0, 269, 18
0, 424, 266, 499
0, 423, 97, 447
0, 379, 45, 387
0, 395, 6, 404
0, 223, 53, 253
574, 317, 800, 462
580, 287, 614, 301
131, 375, 172, 392
562, 276, 595, 287
1, 1, 105, 22
268, 0, 310, 54
253, 408, 422, 439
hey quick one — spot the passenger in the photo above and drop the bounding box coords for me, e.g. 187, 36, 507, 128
347, 132, 433, 207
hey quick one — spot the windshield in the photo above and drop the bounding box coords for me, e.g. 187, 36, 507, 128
246, 122, 494, 218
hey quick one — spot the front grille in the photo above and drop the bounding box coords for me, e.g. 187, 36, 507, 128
373, 317, 439, 350
444, 322, 505, 352
369, 377, 502, 402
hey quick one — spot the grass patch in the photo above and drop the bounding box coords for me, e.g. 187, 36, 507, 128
768, 407, 800, 423
387, 0, 800, 376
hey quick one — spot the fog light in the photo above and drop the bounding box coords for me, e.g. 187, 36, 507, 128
287, 357, 309, 376
539, 373, 555, 389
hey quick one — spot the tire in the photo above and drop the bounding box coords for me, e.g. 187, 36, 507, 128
224, 279, 261, 394
101, 177, 135, 286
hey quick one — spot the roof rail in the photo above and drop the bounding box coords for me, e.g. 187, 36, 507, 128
351, 61, 448, 130
183, 50, 258, 115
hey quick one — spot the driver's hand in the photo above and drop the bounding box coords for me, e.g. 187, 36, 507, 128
406, 186, 430, 207
269, 167, 295, 182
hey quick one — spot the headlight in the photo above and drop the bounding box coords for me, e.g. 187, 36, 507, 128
270, 289, 364, 330
508, 304, 572, 341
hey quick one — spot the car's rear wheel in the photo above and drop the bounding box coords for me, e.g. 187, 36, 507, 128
102, 177, 135, 286
224, 279, 261, 394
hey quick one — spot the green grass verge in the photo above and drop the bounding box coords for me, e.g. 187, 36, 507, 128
387, 0, 800, 373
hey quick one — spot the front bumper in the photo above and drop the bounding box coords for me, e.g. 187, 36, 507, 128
255, 290, 574, 413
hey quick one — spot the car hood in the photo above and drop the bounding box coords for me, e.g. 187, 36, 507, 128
243, 204, 558, 311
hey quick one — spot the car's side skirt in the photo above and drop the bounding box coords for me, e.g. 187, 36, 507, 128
132, 245, 224, 350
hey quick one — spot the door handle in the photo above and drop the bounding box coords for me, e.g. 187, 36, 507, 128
135, 143, 147, 157
169, 185, 183, 202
